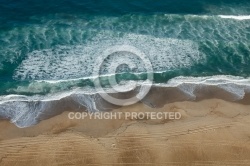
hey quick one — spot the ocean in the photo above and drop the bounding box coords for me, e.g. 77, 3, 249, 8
0, 0, 250, 127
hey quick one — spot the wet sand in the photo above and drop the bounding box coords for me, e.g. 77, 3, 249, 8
1, 99, 250, 165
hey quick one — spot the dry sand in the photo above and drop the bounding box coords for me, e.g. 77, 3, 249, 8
1, 99, 250, 165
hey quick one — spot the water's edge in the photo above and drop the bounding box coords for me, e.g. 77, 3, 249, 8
1, 75, 250, 128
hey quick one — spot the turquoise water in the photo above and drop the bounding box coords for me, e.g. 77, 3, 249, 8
0, 0, 250, 127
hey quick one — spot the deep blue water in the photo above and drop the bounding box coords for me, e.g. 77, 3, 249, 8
0, 0, 250, 95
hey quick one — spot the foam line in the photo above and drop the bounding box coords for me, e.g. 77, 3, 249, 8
1, 75, 250, 128
219, 15, 250, 20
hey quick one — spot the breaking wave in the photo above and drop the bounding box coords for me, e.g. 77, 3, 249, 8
1, 75, 250, 128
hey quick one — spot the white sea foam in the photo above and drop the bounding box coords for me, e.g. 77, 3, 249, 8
219, 15, 250, 20
1, 75, 250, 128
165, 75, 250, 100
164, 14, 250, 20
14, 33, 203, 80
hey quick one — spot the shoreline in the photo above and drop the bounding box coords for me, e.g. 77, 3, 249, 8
1, 99, 250, 165
1, 74, 250, 128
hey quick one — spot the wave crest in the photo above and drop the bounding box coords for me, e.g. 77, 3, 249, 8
1, 75, 250, 128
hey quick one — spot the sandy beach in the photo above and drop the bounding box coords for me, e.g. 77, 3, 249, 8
1, 99, 250, 165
